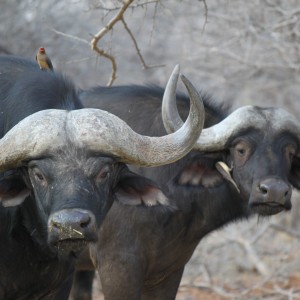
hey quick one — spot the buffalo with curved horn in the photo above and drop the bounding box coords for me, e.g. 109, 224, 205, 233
71, 65, 300, 300
162, 68, 300, 214
0, 56, 204, 300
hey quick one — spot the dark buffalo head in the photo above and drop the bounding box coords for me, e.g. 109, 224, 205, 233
163, 69, 300, 216
0, 71, 205, 257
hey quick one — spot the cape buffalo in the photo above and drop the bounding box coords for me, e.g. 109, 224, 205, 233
71, 66, 300, 300
0, 58, 204, 299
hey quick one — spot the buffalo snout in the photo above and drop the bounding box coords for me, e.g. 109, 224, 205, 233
249, 177, 292, 216
48, 209, 97, 255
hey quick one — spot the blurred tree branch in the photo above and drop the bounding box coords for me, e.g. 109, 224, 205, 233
90, 0, 207, 85
52, 0, 206, 86
90, 0, 164, 86
199, 0, 208, 33
90, 0, 134, 86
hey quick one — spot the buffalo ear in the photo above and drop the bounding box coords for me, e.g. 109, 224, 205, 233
0, 173, 30, 207
114, 170, 173, 208
290, 156, 300, 190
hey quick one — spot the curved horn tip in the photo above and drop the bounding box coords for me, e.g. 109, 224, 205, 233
180, 74, 203, 101
164, 65, 181, 91
173, 64, 180, 72
170, 64, 180, 77
179, 73, 191, 86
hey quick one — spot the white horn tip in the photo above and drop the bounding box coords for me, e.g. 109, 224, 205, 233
172, 64, 180, 74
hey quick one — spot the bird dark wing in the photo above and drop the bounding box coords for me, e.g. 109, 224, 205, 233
46, 57, 53, 70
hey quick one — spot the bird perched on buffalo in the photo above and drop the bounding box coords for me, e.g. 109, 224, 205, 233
36, 47, 53, 71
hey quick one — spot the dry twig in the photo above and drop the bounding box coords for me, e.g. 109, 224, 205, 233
90, 0, 163, 86
90, 0, 135, 86
51, 28, 90, 45
92, 0, 158, 11
199, 0, 208, 34
121, 18, 164, 69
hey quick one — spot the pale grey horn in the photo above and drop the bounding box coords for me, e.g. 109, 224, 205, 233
68, 65, 205, 167
161, 64, 184, 133
162, 86, 300, 152
68, 70, 205, 167
0, 66, 205, 169
0, 109, 68, 171
195, 106, 300, 151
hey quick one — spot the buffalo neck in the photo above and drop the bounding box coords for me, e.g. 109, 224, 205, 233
167, 181, 249, 242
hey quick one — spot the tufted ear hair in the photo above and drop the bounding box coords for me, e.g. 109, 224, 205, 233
176, 154, 225, 189
0, 171, 30, 207
114, 168, 175, 209
290, 156, 300, 190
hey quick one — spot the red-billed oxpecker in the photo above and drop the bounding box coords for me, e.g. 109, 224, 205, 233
36, 47, 53, 71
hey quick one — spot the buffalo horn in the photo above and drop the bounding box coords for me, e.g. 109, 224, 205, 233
0, 66, 205, 169
0, 109, 68, 171
68, 66, 205, 167
162, 90, 300, 151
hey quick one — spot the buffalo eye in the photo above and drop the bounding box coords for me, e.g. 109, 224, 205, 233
285, 144, 296, 164
35, 172, 44, 181
96, 166, 111, 183
30, 168, 47, 186
231, 140, 251, 167
236, 147, 245, 155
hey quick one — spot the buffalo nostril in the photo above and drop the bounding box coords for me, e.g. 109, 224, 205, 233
258, 184, 268, 195
79, 214, 91, 228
